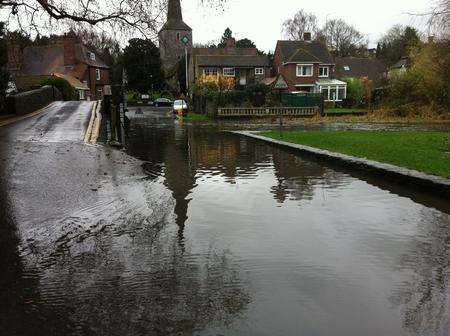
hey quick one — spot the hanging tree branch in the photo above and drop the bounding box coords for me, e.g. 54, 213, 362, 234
0, 0, 226, 40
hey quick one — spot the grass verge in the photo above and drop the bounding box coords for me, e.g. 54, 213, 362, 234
325, 108, 367, 114
261, 130, 450, 179
184, 113, 210, 122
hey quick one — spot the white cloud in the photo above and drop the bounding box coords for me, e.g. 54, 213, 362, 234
183, 0, 432, 51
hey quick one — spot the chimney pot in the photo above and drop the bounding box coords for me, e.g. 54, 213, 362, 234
303, 32, 312, 42
225, 37, 236, 49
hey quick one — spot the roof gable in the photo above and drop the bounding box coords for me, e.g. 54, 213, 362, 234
276, 40, 333, 64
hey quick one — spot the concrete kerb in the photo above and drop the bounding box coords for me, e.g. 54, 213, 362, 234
84, 101, 102, 144
231, 131, 450, 198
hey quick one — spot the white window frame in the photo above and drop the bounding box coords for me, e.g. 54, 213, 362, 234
318, 66, 329, 78
255, 68, 264, 76
96, 69, 101, 81
320, 85, 347, 102
296, 64, 313, 77
203, 68, 218, 77
223, 68, 235, 77
79, 90, 85, 100
90, 52, 96, 61
344, 66, 350, 71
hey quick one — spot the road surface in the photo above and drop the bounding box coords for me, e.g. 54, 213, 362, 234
0, 101, 159, 335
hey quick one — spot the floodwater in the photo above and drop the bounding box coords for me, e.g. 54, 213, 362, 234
1, 108, 449, 336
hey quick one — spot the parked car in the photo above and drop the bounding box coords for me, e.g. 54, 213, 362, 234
172, 100, 188, 117
154, 98, 172, 107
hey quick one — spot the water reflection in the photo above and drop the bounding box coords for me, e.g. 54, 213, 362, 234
1, 110, 449, 335
125, 114, 449, 335
390, 210, 449, 335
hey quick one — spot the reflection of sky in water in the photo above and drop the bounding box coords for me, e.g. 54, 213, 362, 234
2, 115, 448, 336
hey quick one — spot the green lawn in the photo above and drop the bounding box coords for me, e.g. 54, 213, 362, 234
325, 108, 367, 114
261, 130, 450, 178
184, 113, 210, 121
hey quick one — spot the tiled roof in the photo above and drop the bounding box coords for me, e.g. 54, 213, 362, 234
276, 40, 333, 64
19, 43, 108, 78
334, 57, 388, 80
196, 55, 270, 67
53, 73, 89, 90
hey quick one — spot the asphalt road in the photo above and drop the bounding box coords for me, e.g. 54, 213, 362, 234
0, 101, 157, 335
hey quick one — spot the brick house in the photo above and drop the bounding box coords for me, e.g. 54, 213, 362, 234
273, 34, 347, 102
188, 38, 271, 89
7, 33, 110, 101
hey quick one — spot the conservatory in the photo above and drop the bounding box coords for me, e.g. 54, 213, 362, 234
316, 79, 347, 102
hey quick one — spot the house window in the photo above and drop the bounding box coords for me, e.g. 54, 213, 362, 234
223, 68, 235, 77
90, 52, 96, 61
97, 88, 103, 99
296, 64, 313, 77
203, 68, 218, 76
255, 68, 264, 75
319, 66, 329, 77
177, 33, 180, 41
79, 90, 85, 100
320, 85, 347, 102
96, 69, 101, 80
344, 66, 350, 71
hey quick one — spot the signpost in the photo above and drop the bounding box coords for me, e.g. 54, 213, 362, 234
273, 75, 288, 137
181, 35, 190, 92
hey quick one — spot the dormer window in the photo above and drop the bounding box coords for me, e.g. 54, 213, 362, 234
90, 52, 96, 61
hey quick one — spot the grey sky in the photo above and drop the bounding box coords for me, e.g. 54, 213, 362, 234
183, 0, 432, 51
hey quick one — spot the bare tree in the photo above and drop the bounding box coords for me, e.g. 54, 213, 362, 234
425, 0, 449, 36
321, 19, 366, 56
282, 10, 318, 40
0, 0, 225, 40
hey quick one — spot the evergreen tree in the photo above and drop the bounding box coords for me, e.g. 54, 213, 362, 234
123, 39, 164, 93
218, 28, 233, 47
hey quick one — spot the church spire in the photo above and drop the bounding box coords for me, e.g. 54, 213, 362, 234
160, 0, 191, 31
168, 0, 183, 22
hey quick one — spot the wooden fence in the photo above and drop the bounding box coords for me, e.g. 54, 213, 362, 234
217, 106, 319, 117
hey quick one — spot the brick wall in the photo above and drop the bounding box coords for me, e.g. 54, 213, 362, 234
6, 86, 62, 115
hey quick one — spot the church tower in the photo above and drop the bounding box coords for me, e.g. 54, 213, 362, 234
159, 0, 192, 73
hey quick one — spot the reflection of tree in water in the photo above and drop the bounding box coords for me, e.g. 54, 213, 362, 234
390, 211, 450, 335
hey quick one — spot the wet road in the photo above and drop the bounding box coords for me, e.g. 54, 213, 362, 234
1, 104, 449, 335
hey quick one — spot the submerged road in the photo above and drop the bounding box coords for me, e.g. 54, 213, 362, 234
0, 103, 449, 336
0, 101, 160, 335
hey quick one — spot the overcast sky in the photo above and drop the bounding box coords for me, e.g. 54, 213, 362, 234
182, 0, 432, 51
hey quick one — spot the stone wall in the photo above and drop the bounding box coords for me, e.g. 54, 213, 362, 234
6, 85, 62, 116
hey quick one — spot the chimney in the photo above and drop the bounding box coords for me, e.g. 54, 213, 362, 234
7, 44, 23, 71
225, 37, 236, 49
59, 32, 79, 66
303, 32, 312, 42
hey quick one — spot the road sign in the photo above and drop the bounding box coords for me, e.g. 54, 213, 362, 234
274, 75, 288, 90
181, 36, 190, 45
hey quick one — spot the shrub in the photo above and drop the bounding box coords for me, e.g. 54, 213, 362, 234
385, 41, 450, 114
40, 76, 75, 101
342, 78, 365, 107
